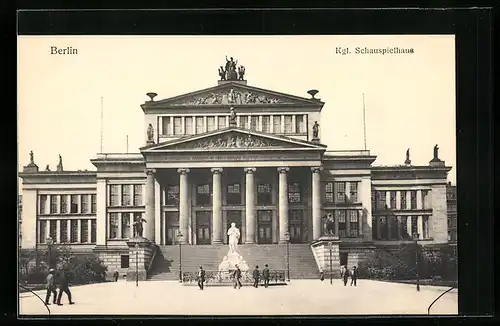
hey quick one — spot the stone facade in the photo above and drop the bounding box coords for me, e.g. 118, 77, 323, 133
18, 75, 453, 277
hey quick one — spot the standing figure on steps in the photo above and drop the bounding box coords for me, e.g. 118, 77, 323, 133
227, 223, 240, 253
133, 216, 147, 238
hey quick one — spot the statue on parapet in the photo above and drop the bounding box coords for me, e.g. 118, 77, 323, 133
147, 124, 154, 142
405, 148, 411, 165
227, 223, 240, 253
224, 55, 238, 80
218, 66, 226, 81
312, 121, 320, 139
238, 66, 245, 80
133, 216, 147, 238
57, 154, 64, 171
324, 214, 335, 236
29, 150, 34, 165
433, 144, 440, 161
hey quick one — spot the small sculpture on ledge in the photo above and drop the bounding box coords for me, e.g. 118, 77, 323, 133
45, 164, 51, 171
29, 150, 35, 165
405, 148, 411, 165
218, 66, 226, 81
57, 154, 64, 171
146, 124, 155, 144
312, 121, 320, 140
430, 144, 442, 162
238, 66, 245, 80
133, 216, 147, 238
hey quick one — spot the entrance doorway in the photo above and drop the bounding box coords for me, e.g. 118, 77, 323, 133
196, 211, 211, 245
339, 252, 348, 267
226, 211, 242, 244
289, 210, 303, 243
164, 211, 179, 245
257, 210, 272, 244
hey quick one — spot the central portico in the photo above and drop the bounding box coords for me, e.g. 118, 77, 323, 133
140, 127, 327, 246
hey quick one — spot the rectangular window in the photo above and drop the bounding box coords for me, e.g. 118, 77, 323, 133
162, 117, 171, 135
39, 221, 46, 243
288, 182, 301, 204
91, 220, 97, 243
410, 191, 417, 209
61, 195, 68, 214
70, 220, 78, 243
257, 184, 272, 205
81, 195, 89, 213
165, 211, 179, 244
422, 190, 429, 209
195, 117, 204, 134
196, 184, 211, 205
49, 220, 57, 240
240, 116, 248, 129
400, 191, 407, 210
389, 191, 396, 209
133, 185, 143, 206
371, 190, 376, 209
173, 117, 182, 135
336, 210, 347, 238
325, 182, 334, 203
258, 210, 272, 223
50, 196, 58, 214
335, 182, 346, 203
295, 115, 304, 133
399, 216, 409, 239
273, 116, 281, 133
262, 116, 270, 133
110, 185, 120, 206
121, 255, 130, 269
411, 216, 418, 237
121, 213, 131, 239
284, 115, 293, 133
250, 116, 259, 131
109, 213, 119, 239
40, 195, 47, 214
349, 182, 358, 202
207, 116, 216, 132
166, 185, 180, 205
377, 191, 386, 209
91, 194, 97, 213
227, 183, 241, 205
70, 195, 79, 213
60, 220, 68, 243
379, 216, 388, 240
217, 116, 226, 129
348, 210, 359, 237
122, 185, 131, 206
81, 220, 88, 243
185, 117, 193, 135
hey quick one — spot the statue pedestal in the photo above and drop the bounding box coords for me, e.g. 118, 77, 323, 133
218, 249, 249, 273
311, 236, 341, 277
23, 163, 39, 172
429, 159, 445, 167
126, 237, 154, 282
311, 137, 320, 144
146, 140, 155, 146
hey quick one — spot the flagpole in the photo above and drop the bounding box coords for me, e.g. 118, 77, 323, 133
100, 97, 104, 153
362, 93, 367, 150
126, 135, 129, 153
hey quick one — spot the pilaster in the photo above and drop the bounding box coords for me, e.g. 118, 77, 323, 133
277, 167, 290, 243
244, 168, 256, 244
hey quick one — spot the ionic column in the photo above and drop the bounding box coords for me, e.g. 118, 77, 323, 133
278, 167, 290, 243
244, 168, 256, 244
211, 168, 223, 244
417, 216, 423, 239
311, 167, 323, 240
178, 168, 190, 244
358, 210, 363, 236
144, 169, 156, 242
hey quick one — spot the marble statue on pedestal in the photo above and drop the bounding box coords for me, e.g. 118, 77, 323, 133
218, 223, 249, 278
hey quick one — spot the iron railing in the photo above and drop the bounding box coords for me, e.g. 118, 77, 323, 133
181, 270, 286, 285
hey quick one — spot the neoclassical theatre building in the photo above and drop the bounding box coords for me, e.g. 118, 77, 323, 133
19, 60, 453, 279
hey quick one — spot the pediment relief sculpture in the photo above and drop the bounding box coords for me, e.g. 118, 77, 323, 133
169, 133, 291, 150
170, 88, 293, 106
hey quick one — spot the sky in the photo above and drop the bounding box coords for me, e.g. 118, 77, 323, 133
18, 35, 456, 186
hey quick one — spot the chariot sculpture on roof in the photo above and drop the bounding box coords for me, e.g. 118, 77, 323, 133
219, 55, 245, 81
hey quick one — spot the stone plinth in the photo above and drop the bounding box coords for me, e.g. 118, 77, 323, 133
310, 236, 341, 277
23, 164, 39, 172
311, 137, 320, 144
429, 159, 445, 167
146, 140, 155, 146
218, 249, 249, 272
126, 237, 154, 281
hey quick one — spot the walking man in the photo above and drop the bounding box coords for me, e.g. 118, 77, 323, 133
197, 266, 206, 290
252, 265, 260, 288
342, 266, 350, 286
113, 270, 119, 282
56, 270, 74, 305
262, 264, 270, 288
44, 269, 57, 305
233, 265, 242, 289
350, 266, 358, 286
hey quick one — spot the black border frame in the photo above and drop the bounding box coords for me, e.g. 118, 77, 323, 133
11, 6, 495, 324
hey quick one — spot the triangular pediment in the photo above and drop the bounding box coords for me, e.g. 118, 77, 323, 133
143, 82, 323, 108
141, 128, 326, 152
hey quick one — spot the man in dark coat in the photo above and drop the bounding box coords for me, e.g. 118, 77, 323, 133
113, 270, 119, 282
233, 265, 242, 289
56, 270, 74, 305
262, 264, 270, 288
44, 269, 57, 305
197, 266, 206, 290
350, 266, 358, 286
343, 266, 350, 286
252, 265, 260, 288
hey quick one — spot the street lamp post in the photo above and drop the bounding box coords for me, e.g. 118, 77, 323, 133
135, 243, 139, 287
328, 241, 333, 285
413, 232, 420, 292
46, 237, 53, 269
177, 230, 184, 283
284, 231, 290, 281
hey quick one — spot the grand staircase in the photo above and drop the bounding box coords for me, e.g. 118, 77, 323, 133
148, 244, 320, 281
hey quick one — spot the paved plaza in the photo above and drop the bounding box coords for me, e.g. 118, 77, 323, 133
19, 279, 458, 316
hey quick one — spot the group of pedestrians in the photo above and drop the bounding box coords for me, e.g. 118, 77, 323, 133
320, 265, 359, 286
44, 268, 75, 306
196, 264, 272, 290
